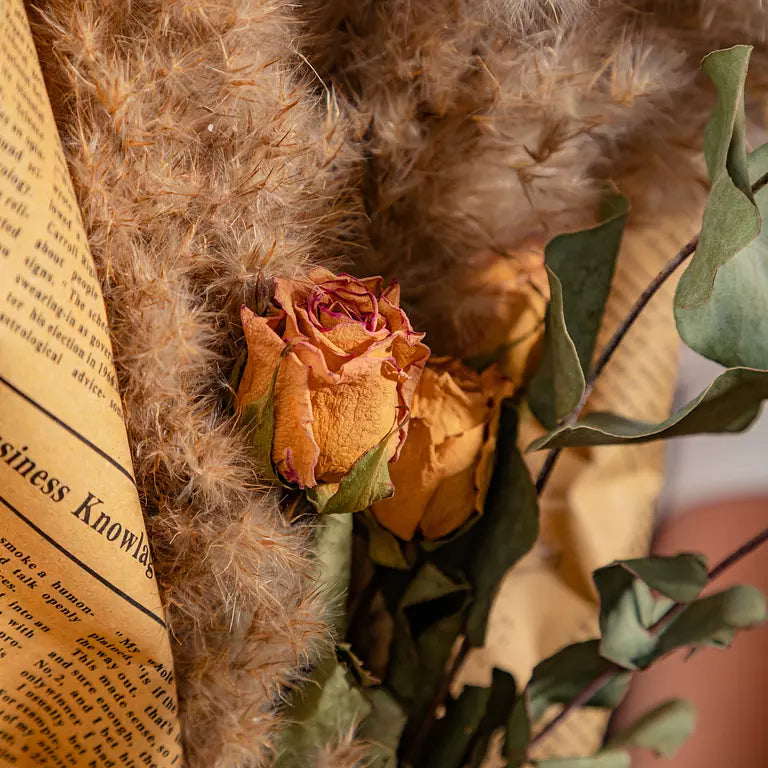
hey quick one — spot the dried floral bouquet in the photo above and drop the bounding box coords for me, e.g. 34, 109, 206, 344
230, 47, 768, 768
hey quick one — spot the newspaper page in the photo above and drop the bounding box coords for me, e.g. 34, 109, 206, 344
0, 0, 182, 765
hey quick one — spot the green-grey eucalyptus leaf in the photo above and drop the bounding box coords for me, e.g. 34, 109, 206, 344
466, 401, 539, 646
359, 688, 407, 768
676, 144, 768, 367
314, 514, 353, 635
527, 640, 631, 722
274, 657, 370, 768
618, 554, 709, 603
675, 45, 758, 310
527, 366, 768, 451
536, 751, 631, 768
657, 585, 767, 655
543, 267, 586, 422
607, 698, 696, 758
529, 195, 627, 428
594, 564, 658, 668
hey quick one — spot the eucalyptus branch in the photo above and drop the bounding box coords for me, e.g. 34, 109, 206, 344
529, 525, 768, 749
535, 232, 699, 495
536, 168, 768, 496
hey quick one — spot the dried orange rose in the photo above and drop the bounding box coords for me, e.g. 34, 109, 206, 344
235, 268, 430, 494
371, 360, 505, 540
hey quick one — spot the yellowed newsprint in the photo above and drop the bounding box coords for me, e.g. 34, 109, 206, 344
0, 0, 182, 765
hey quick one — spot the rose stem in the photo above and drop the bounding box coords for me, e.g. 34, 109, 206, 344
529, 525, 768, 749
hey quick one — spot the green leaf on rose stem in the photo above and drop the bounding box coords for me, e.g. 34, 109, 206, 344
536, 751, 631, 768
526, 640, 632, 722
465, 401, 539, 647
674, 45, 759, 313
528, 194, 628, 429
606, 698, 697, 758
274, 656, 370, 768
593, 555, 709, 669
426, 684, 494, 768
676, 143, 768, 367
387, 564, 470, 725
467, 669, 518, 768
503, 697, 531, 768
306, 430, 395, 515
360, 511, 409, 570
358, 688, 407, 768
527, 366, 768, 451
314, 514, 353, 636
420, 668, 518, 768
656, 585, 767, 655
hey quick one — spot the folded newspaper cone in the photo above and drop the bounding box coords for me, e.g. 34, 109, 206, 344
0, 2, 182, 764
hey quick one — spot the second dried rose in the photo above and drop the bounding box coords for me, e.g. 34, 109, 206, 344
371, 360, 503, 540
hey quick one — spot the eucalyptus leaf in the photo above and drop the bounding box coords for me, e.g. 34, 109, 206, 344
543, 267, 586, 422
593, 555, 709, 669
527, 366, 768, 451
594, 564, 657, 669
618, 554, 709, 603
657, 585, 767, 655
527, 640, 631, 722
529, 194, 627, 428
607, 699, 696, 758
307, 431, 395, 515
274, 657, 370, 768
675, 46, 759, 312
240, 364, 281, 482
359, 688, 407, 768
537, 751, 631, 768
676, 144, 768, 367
466, 402, 539, 646
314, 514, 354, 635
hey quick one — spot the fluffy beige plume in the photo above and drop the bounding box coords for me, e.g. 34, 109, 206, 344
301, 0, 768, 351
33, 0, 361, 764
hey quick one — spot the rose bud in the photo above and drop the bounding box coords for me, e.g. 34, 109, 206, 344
371, 359, 506, 540
235, 268, 430, 509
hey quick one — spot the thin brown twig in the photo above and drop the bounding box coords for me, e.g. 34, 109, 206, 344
530, 525, 768, 748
